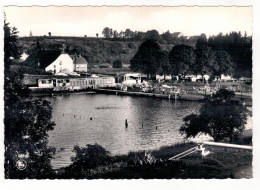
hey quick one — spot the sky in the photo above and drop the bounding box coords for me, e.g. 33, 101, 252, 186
4, 6, 252, 38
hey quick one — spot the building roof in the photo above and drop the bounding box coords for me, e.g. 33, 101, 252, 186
172, 32, 183, 38
69, 54, 88, 65
24, 50, 61, 69
24, 51, 88, 70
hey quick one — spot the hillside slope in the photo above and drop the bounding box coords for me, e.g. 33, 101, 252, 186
18, 36, 252, 77
18, 37, 172, 67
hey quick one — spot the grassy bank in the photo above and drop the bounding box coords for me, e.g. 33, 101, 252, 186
50, 141, 252, 179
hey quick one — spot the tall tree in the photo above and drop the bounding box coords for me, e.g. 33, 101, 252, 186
102, 27, 110, 38
48, 32, 51, 36
5, 71, 56, 179
119, 30, 124, 38
109, 28, 113, 38
145, 30, 162, 43
130, 39, 162, 78
195, 45, 217, 78
161, 30, 172, 44
157, 50, 171, 78
4, 19, 56, 179
180, 89, 249, 142
196, 33, 207, 49
214, 50, 234, 77
169, 44, 196, 78
124, 29, 132, 38
4, 15, 21, 66
113, 30, 118, 38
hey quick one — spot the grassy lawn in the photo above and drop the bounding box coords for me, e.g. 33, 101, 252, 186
53, 142, 252, 179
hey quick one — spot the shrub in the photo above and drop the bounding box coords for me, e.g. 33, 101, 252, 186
71, 144, 112, 169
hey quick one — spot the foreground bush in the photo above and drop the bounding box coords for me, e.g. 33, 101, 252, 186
71, 144, 113, 170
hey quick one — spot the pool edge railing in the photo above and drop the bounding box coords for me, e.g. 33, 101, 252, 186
168, 141, 252, 161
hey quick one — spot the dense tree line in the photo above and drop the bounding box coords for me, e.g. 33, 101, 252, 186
102, 27, 186, 44
207, 32, 252, 77
102, 27, 202, 46
126, 30, 251, 78
130, 39, 236, 80
102, 27, 146, 41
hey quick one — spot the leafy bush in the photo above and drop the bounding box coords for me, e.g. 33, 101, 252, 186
71, 144, 112, 169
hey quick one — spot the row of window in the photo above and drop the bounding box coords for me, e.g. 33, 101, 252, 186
41, 80, 52, 84
57, 79, 70, 83
69, 78, 114, 86
40, 78, 114, 86
70, 80, 94, 86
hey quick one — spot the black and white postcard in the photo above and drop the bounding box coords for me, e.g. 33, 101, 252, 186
1, 0, 259, 189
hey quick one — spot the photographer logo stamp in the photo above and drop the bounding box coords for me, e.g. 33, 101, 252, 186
16, 159, 27, 170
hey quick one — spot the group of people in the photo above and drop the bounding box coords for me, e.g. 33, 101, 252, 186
117, 81, 224, 97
